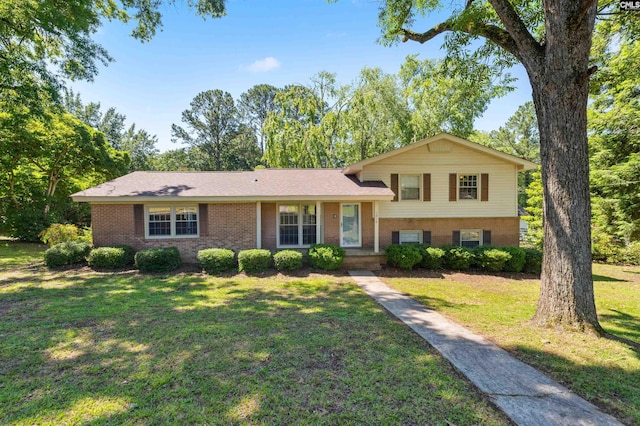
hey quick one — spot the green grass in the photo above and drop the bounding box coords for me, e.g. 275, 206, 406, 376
0, 240, 46, 269
381, 264, 640, 425
0, 242, 508, 425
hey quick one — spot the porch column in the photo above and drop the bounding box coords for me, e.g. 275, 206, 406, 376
256, 202, 262, 249
374, 200, 380, 253
316, 201, 322, 244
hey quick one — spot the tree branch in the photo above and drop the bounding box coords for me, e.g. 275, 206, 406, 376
400, 19, 520, 59
487, 0, 543, 63
571, 0, 598, 29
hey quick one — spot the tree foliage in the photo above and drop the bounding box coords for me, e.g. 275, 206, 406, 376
171, 89, 261, 171
374, 0, 607, 331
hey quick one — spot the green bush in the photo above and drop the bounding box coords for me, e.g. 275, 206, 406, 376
500, 246, 526, 272
88, 245, 135, 269
273, 250, 303, 271
135, 247, 182, 272
40, 223, 80, 246
474, 247, 512, 272
44, 241, 92, 268
441, 245, 474, 270
523, 248, 543, 274
385, 244, 422, 270
197, 248, 236, 274
592, 229, 622, 263
621, 242, 640, 266
238, 249, 272, 273
417, 245, 445, 270
308, 244, 345, 271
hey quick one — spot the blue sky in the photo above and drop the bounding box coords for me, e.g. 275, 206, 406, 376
72, 0, 532, 152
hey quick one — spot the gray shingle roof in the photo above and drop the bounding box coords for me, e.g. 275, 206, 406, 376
71, 169, 394, 201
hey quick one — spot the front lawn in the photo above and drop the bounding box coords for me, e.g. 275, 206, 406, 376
0, 246, 508, 424
381, 264, 640, 425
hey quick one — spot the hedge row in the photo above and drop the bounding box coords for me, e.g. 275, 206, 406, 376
385, 244, 542, 274
196, 245, 343, 274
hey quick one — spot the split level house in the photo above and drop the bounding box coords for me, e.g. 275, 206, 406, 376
72, 133, 537, 262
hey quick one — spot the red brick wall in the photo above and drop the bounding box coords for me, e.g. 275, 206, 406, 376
378, 217, 520, 248
261, 203, 277, 251
91, 203, 257, 262
323, 202, 340, 245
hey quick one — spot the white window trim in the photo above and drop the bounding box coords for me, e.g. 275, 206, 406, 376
277, 203, 318, 249
458, 174, 480, 201
460, 229, 483, 247
399, 230, 422, 245
145, 205, 199, 239
399, 174, 422, 201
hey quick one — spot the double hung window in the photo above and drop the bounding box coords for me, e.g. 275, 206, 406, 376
147, 206, 198, 238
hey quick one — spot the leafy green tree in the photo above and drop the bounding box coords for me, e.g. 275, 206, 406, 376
238, 84, 280, 154
399, 56, 512, 139
338, 67, 411, 163
0, 105, 128, 239
264, 72, 345, 168
0, 0, 224, 108
171, 89, 260, 171
152, 148, 197, 171
375, 0, 606, 332
589, 17, 640, 245
63, 90, 158, 171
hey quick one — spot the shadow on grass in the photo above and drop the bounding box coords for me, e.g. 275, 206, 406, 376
600, 309, 640, 345
509, 344, 640, 425
0, 269, 506, 425
593, 274, 628, 282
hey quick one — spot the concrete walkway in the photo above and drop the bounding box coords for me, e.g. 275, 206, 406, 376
348, 271, 623, 426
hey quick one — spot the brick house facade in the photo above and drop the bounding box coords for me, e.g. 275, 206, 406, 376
73, 134, 536, 262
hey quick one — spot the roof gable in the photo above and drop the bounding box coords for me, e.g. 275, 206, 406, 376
342, 133, 538, 174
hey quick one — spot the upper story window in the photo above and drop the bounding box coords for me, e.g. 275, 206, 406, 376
459, 175, 478, 200
147, 206, 198, 238
400, 175, 420, 200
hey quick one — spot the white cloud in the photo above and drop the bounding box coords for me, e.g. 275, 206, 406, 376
243, 57, 281, 73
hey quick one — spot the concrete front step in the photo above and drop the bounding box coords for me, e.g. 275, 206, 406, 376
342, 254, 386, 271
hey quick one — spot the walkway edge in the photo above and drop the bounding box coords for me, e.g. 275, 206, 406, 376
348, 270, 623, 426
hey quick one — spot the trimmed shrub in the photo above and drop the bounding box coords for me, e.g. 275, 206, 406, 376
385, 244, 422, 270
88, 245, 135, 269
419, 245, 445, 270
273, 250, 303, 271
238, 249, 272, 273
621, 242, 640, 266
197, 248, 236, 274
592, 229, 622, 263
501, 246, 526, 272
308, 244, 345, 271
44, 241, 92, 268
135, 247, 182, 272
475, 247, 511, 272
441, 245, 474, 270
40, 223, 80, 246
523, 248, 543, 274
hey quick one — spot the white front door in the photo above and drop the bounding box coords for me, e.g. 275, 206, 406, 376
341, 203, 361, 247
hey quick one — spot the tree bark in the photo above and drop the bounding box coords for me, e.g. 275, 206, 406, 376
524, 1, 602, 333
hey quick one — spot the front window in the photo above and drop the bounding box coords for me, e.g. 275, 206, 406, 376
147, 206, 198, 238
459, 175, 478, 200
460, 230, 481, 248
401, 175, 420, 200
399, 230, 422, 245
279, 204, 317, 247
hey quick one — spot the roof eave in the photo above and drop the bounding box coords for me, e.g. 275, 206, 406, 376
72, 194, 395, 203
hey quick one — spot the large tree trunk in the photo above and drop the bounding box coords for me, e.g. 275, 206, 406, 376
525, 1, 602, 333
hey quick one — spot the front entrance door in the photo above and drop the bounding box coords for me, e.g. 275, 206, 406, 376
341, 203, 361, 247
